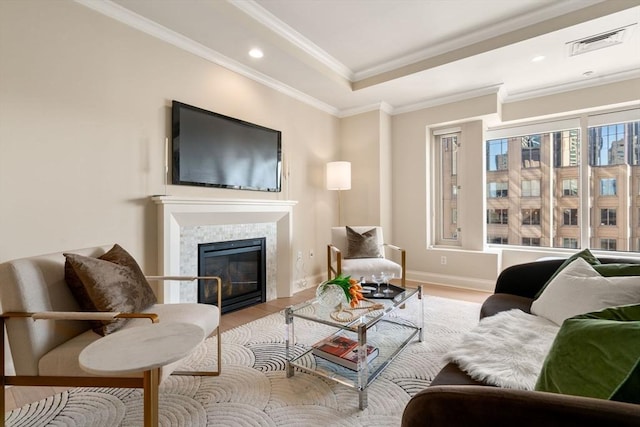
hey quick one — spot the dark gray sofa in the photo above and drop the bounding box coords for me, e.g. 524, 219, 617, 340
401, 257, 640, 427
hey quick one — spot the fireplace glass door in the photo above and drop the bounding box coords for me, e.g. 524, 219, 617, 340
198, 238, 266, 314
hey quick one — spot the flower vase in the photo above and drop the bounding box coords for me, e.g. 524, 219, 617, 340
316, 282, 346, 309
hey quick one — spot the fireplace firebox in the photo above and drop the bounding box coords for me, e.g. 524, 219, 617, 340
198, 238, 267, 314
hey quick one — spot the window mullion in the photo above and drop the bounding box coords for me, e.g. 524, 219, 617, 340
579, 116, 590, 249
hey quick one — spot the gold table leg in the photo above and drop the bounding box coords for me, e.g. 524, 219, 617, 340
143, 369, 159, 427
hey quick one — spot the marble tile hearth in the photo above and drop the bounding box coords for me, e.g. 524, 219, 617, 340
152, 196, 297, 304
179, 223, 276, 304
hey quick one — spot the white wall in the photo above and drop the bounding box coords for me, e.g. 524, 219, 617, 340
0, 0, 338, 289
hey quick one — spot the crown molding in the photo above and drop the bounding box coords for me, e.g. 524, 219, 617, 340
229, 0, 605, 85
338, 101, 395, 118
72, 0, 639, 120
388, 68, 640, 115
229, 0, 354, 81
353, 0, 604, 81
74, 0, 340, 116
353, 0, 635, 90
380, 101, 395, 115
392, 84, 504, 115
503, 68, 640, 103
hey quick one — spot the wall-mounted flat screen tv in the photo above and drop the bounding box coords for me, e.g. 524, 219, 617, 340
172, 101, 282, 192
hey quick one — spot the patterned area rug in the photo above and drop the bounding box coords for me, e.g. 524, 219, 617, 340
7, 295, 480, 427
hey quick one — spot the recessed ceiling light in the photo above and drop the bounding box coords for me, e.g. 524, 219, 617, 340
249, 48, 264, 59
531, 55, 545, 62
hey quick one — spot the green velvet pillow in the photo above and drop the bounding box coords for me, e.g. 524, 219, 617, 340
534, 248, 600, 299
535, 304, 640, 403
65, 244, 157, 336
593, 263, 640, 277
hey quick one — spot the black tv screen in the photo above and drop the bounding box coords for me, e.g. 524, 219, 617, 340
172, 101, 282, 192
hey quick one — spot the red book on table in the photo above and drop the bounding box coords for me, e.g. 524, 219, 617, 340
312, 335, 378, 370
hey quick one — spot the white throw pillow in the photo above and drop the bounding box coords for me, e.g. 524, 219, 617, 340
531, 257, 640, 325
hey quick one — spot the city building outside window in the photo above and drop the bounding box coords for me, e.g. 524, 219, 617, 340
562, 178, 578, 196
434, 132, 461, 246
487, 236, 508, 244
522, 237, 541, 246
600, 178, 617, 196
522, 179, 541, 197
522, 208, 541, 225
601, 238, 617, 251
589, 118, 639, 250
563, 238, 579, 249
483, 113, 638, 252
487, 139, 508, 171
487, 182, 508, 197
521, 135, 541, 168
589, 124, 627, 166
600, 208, 617, 226
433, 111, 638, 253
563, 208, 578, 226
487, 208, 508, 224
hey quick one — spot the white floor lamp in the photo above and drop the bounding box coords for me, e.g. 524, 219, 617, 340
326, 161, 351, 226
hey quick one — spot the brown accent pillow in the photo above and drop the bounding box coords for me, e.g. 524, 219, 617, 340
64, 244, 157, 335
345, 226, 382, 259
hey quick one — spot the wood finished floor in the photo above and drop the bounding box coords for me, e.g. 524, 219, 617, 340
4, 282, 490, 413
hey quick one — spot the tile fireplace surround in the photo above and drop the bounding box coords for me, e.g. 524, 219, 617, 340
152, 196, 297, 304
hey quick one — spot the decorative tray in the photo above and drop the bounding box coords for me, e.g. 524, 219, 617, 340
359, 283, 405, 299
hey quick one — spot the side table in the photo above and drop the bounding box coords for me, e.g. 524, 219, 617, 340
79, 322, 204, 427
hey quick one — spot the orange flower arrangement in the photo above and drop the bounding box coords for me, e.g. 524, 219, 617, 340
320, 274, 364, 308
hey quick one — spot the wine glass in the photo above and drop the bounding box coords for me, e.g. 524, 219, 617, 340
371, 273, 384, 297
382, 272, 395, 294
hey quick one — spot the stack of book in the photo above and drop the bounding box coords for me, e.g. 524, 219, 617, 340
312, 335, 379, 370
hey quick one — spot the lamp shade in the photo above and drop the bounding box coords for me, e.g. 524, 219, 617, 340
326, 161, 351, 190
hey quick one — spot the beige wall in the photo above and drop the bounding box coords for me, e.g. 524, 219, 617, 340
392, 95, 501, 290
2, 1, 640, 296
380, 110, 393, 236
339, 110, 381, 226
0, 0, 338, 288
502, 79, 640, 122
337, 109, 393, 233
391, 85, 640, 291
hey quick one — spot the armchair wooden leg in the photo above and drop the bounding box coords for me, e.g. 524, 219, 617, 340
1, 319, 5, 427
143, 368, 160, 427
1, 384, 4, 427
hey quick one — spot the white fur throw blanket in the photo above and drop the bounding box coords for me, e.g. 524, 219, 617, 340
444, 309, 560, 390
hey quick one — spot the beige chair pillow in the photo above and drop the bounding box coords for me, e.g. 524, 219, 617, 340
345, 226, 382, 259
64, 244, 157, 335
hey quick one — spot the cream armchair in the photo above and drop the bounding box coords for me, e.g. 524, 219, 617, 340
327, 226, 405, 285
0, 245, 222, 427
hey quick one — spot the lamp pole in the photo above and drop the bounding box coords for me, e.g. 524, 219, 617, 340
326, 161, 351, 226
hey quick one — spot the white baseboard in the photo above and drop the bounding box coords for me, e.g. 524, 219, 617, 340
294, 271, 494, 295
408, 270, 495, 293
292, 273, 324, 295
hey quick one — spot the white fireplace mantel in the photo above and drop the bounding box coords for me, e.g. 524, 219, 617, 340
152, 196, 297, 303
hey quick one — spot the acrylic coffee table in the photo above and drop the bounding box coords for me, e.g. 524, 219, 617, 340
79, 322, 204, 427
285, 285, 423, 409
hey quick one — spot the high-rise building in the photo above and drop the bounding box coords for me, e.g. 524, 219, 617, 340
485, 121, 639, 251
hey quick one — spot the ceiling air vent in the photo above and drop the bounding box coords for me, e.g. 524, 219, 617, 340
567, 25, 633, 56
